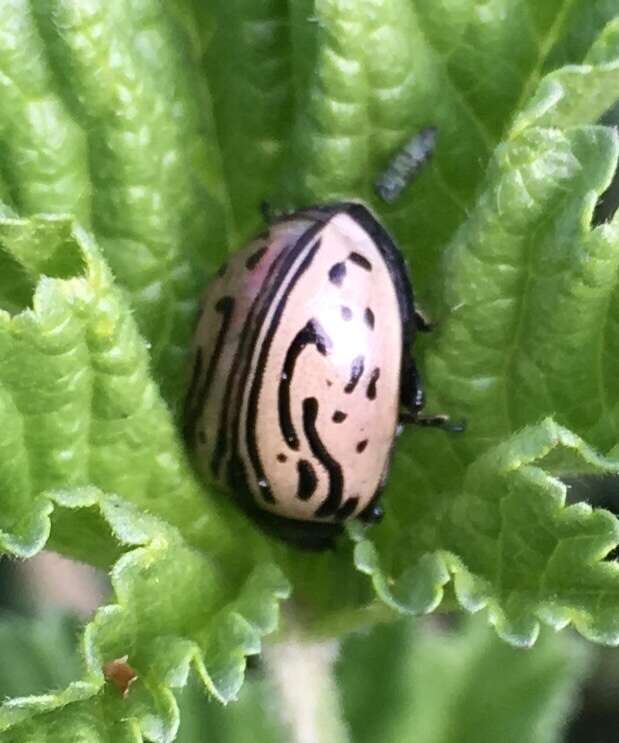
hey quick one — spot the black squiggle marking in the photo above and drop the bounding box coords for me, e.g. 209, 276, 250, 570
348, 251, 372, 270
344, 355, 365, 393
183, 296, 234, 445
364, 307, 375, 329
335, 497, 359, 521
329, 262, 346, 286
246, 246, 268, 270
332, 410, 347, 423
245, 236, 324, 501
297, 459, 318, 501
367, 368, 380, 400
302, 397, 344, 518
279, 319, 332, 450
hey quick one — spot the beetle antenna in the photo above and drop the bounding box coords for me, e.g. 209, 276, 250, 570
375, 127, 437, 204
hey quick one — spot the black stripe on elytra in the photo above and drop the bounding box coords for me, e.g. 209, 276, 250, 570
364, 307, 375, 329
245, 245, 268, 270
329, 262, 346, 286
279, 318, 332, 450
348, 251, 372, 271
335, 496, 359, 521
226, 451, 258, 505
182, 346, 203, 442
244, 232, 324, 501
302, 397, 344, 518
211, 242, 295, 479
183, 296, 234, 445
332, 410, 347, 423
367, 368, 380, 400
297, 459, 318, 500
344, 355, 365, 393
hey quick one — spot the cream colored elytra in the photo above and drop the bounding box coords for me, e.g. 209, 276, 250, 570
184, 203, 405, 527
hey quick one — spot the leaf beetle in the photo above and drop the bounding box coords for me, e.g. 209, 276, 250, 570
184, 129, 463, 548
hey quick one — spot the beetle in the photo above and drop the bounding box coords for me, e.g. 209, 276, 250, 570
184, 130, 462, 548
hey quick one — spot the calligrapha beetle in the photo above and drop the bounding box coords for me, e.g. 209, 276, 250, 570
184, 130, 462, 548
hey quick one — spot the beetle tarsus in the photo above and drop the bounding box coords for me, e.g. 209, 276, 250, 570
358, 502, 385, 524
414, 309, 433, 333
400, 411, 466, 433
401, 324, 464, 433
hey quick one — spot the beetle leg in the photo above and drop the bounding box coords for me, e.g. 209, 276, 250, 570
414, 309, 433, 333
400, 356, 465, 432
400, 411, 466, 432
358, 502, 385, 524
400, 354, 425, 413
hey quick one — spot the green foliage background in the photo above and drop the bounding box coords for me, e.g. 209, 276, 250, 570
0, 0, 618, 740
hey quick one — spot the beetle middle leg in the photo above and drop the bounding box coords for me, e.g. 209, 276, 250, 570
399, 355, 465, 432
414, 308, 433, 333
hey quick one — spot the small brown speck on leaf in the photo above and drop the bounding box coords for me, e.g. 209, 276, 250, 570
103, 655, 137, 698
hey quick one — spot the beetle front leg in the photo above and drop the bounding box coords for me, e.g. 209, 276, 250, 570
414, 309, 433, 333
358, 502, 385, 524
400, 353, 425, 414
399, 410, 466, 432
399, 356, 465, 432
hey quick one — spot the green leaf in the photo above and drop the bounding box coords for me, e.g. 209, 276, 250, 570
273, 2, 619, 308
1, 1, 619, 738
424, 125, 619, 451
354, 421, 619, 646
0, 612, 592, 743
0, 214, 238, 563
0, 494, 289, 740
513, 18, 619, 133
339, 616, 591, 743
352, 29, 619, 640
0, 0, 231, 406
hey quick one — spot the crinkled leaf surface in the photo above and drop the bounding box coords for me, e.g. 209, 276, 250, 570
0, 612, 590, 743
0, 491, 289, 740
0, 0, 619, 739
